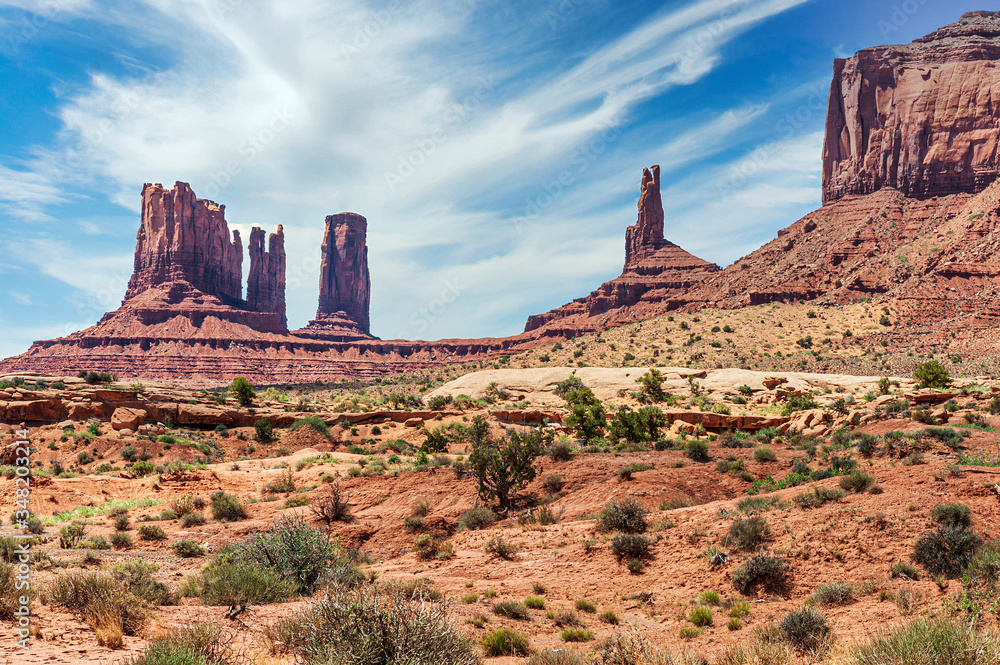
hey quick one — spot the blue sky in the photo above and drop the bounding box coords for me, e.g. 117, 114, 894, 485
0, 0, 986, 357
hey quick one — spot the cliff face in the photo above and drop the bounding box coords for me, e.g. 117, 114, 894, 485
524, 165, 720, 334
246, 225, 287, 329
823, 11, 1000, 203
296, 213, 373, 340
126, 182, 244, 305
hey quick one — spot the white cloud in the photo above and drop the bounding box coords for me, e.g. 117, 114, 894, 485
0, 160, 65, 221
9, 0, 814, 341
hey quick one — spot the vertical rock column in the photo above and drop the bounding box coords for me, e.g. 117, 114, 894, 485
315, 212, 371, 334
624, 165, 666, 268
246, 225, 287, 330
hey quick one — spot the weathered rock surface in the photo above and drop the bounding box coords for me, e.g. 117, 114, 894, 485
524, 166, 720, 335
297, 213, 372, 340
823, 12, 1000, 203
246, 225, 287, 329
126, 182, 244, 304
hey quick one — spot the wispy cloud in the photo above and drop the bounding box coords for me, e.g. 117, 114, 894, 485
0, 160, 66, 221
2, 0, 816, 343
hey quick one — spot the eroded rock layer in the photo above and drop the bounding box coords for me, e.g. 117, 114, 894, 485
823, 11, 1000, 203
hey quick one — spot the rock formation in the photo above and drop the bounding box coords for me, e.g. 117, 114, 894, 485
296, 213, 373, 341
823, 11, 1000, 203
246, 225, 287, 329
524, 165, 720, 334
624, 166, 666, 267
126, 182, 244, 305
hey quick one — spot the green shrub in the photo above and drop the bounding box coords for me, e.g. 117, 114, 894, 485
929, 503, 972, 529
483, 628, 530, 657
130, 461, 155, 478
210, 491, 247, 522
484, 537, 519, 560
780, 606, 830, 652
493, 600, 530, 620
752, 446, 777, 462
912, 524, 983, 578
172, 540, 204, 558
598, 498, 647, 533
181, 561, 298, 606
0, 562, 23, 620
230, 515, 339, 594
698, 590, 721, 605
469, 422, 550, 509
890, 562, 920, 580
115, 624, 238, 665
110, 532, 132, 550
724, 517, 771, 551
575, 598, 596, 613
686, 440, 710, 462
284, 497, 309, 508
611, 533, 652, 562
847, 618, 1000, 665
290, 416, 330, 437
913, 361, 950, 389
181, 512, 206, 527
230, 377, 255, 406
272, 584, 476, 663
811, 581, 854, 606
524, 596, 545, 609
689, 605, 713, 626
254, 418, 274, 443
138, 524, 167, 541
560, 628, 594, 642
782, 395, 818, 415
458, 507, 497, 531
599, 610, 620, 624
732, 554, 789, 594
839, 470, 877, 493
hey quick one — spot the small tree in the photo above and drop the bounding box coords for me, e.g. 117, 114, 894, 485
254, 419, 274, 443
562, 387, 606, 441
636, 369, 666, 402
469, 426, 551, 510
230, 377, 256, 406
609, 406, 665, 444
913, 361, 950, 389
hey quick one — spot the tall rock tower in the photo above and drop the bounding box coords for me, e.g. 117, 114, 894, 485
246, 225, 287, 329
297, 212, 374, 341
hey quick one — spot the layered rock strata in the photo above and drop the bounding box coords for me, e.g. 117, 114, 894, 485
823, 11, 1000, 203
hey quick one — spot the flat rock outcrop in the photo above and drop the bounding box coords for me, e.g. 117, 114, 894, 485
524, 165, 720, 335
823, 11, 1000, 203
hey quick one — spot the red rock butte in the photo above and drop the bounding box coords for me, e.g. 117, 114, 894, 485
523, 164, 721, 335
823, 11, 1000, 203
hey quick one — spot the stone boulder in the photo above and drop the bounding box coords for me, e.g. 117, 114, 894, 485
111, 407, 146, 431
